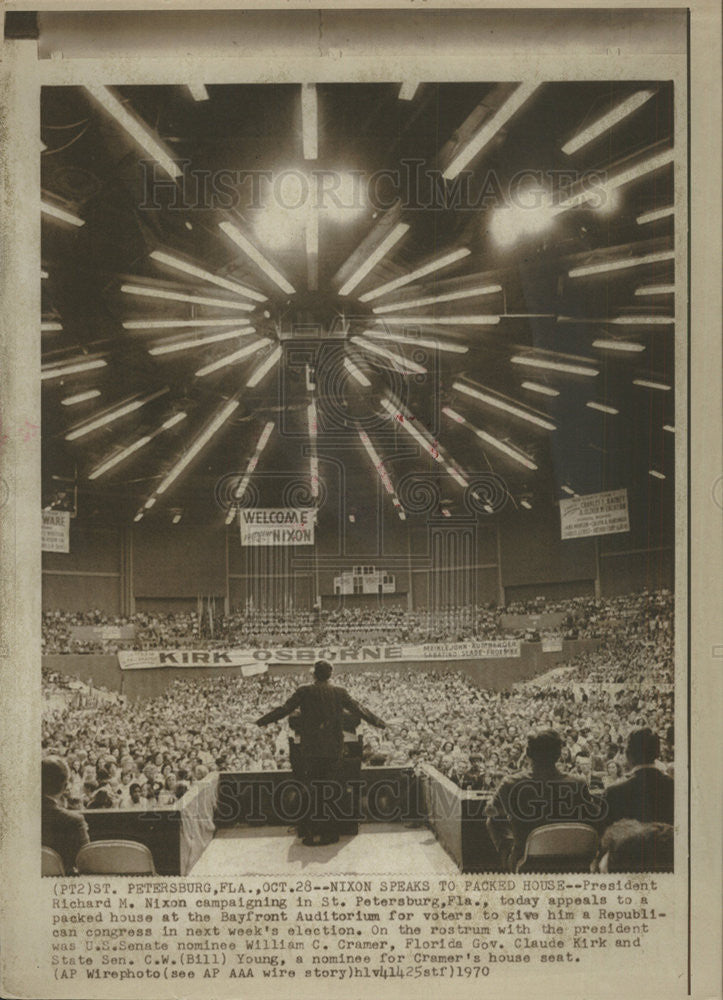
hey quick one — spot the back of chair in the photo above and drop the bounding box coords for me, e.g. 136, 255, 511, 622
41, 846, 65, 876
76, 839, 156, 875
516, 823, 598, 873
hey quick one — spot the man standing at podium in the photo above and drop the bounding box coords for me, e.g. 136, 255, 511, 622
256, 660, 386, 846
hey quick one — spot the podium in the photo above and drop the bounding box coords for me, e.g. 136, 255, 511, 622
288, 734, 363, 835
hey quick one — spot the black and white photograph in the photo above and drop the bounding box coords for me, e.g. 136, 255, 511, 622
1, 6, 720, 999
39, 74, 676, 877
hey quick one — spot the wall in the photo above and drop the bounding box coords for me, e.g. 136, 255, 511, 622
133, 522, 226, 599
42, 524, 121, 613
41, 506, 673, 615
599, 547, 673, 596
43, 653, 122, 691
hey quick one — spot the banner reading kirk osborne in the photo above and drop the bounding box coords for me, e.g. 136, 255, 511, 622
239, 508, 316, 545
118, 639, 522, 670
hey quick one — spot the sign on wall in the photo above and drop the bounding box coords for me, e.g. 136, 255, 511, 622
239, 508, 316, 546
559, 489, 630, 540
41, 510, 70, 553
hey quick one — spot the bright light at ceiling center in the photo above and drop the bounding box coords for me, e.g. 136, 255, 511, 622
252, 170, 367, 251
488, 185, 555, 248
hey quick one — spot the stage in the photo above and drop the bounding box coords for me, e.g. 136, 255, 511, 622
189, 823, 458, 875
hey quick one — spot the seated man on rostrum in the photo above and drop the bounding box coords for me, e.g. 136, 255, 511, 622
486, 728, 604, 871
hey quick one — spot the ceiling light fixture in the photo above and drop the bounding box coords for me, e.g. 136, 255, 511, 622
441, 406, 538, 469
398, 82, 420, 101
521, 381, 560, 397
338, 222, 410, 297
218, 221, 295, 295
41, 358, 107, 381
86, 85, 182, 181
41, 200, 85, 227
633, 378, 671, 391
149, 328, 255, 356
65, 389, 168, 441
636, 206, 674, 225
375, 314, 499, 327
156, 398, 240, 496
225, 421, 276, 520
568, 249, 675, 278
61, 389, 101, 406
351, 335, 427, 375
343, 356, 372, 387
562, 90, 655, 155
120, 283, 255, 311
453, 381, 556, 429
586, 401, 619, 415
510, 356, 599, 376
188, 84, 209, 102
443, 82, 539, 180
245, 344, 282, 387
358, 428, 406, 519
124, 318, 254, 330
366, 331, 468, 354
150, 250, 267, 302
359, 248, 471, 303
195, 338, 271, 378
301, 84, 318, 160
373, 283, 502, 314
592, 339, 646, 352
635, 284, 675, 296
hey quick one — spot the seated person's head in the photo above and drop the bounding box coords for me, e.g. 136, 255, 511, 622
313, 660, 333, 682
526, 729, 563, 767
42, 757, 69, 798
129, 782, 143, 803
87, 788, 114, 809
625, 728, 660, 767
600, 819, 674, 873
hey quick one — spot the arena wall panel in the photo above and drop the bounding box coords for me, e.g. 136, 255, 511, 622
43, 653, 122, 691
132, 522, 226, 598
599, 547, 673, 596
500, 506, 596, 588
504, 579, 595, 604
42, 573, 120, 614
42, 525, 120, 575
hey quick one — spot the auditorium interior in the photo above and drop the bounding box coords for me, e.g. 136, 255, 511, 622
40, 77, 676, 875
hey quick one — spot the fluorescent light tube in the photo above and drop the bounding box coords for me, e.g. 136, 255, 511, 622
150, 250, 267, 302
359, 248, 471, 303
195, 338, 271, 378
562, 90, 655, 155
338, 223, 410, 297
219, 222, 295, 295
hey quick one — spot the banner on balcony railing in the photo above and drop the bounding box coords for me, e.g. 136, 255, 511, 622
117, 639, 521, 670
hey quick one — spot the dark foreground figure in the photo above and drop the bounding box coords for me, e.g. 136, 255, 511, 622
256, 660, 386, 845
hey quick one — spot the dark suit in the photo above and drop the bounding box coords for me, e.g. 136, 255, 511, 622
257, 680, 385, 837
42, 794, 90, 874
487, 767, 604, 870
601, 766, 674, 828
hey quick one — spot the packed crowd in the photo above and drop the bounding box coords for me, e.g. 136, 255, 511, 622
41, 589, 672, 652
41, 590, 673, 807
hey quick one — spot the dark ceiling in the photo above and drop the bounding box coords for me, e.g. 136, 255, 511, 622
40, 81, 676, 531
